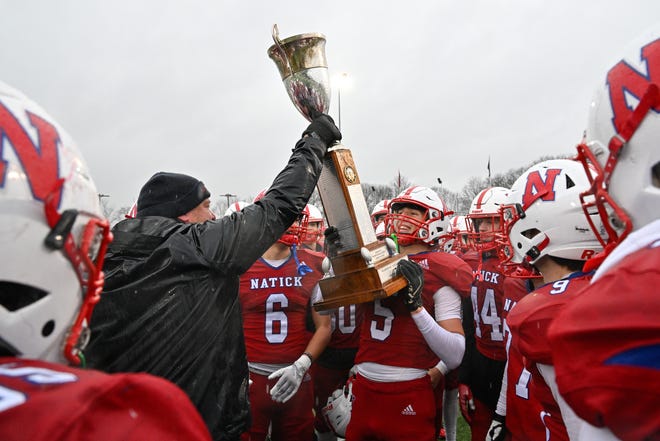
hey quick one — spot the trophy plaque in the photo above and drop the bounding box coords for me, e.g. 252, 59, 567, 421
268, 25, 408, 311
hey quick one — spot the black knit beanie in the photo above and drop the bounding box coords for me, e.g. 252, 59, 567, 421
136, 172, 211, 218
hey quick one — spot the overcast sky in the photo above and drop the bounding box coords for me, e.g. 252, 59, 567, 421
2, 1, 659, 209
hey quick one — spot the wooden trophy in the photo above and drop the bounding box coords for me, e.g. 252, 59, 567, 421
268, 25, 408, 311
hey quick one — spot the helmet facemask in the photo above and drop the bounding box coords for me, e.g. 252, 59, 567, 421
278, 212, 309, 247
43, 180, 112, 365
466, 214, 504, 253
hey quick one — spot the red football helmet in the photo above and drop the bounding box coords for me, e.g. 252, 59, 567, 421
253, 188, 308, 246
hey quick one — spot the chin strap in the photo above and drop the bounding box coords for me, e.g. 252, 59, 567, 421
291, 243, 313, 276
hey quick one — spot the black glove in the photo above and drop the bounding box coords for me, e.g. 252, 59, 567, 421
486, 413, 506, 441
323, 226, 342, 257
303, 112, 342, 147
397, 259, 424, 311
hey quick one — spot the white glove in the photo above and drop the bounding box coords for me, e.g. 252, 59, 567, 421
268, 354, 312, 403
485, 414, 506, 441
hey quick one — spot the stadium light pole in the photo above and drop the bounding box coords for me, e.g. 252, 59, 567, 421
220, 193, 236, 209
334, 72, 350, 131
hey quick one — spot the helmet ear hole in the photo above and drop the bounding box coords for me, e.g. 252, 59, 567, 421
42, 320, 55, 337
521, 228, 541, 239
0, 282, 48, 312
650, 161, 660, 188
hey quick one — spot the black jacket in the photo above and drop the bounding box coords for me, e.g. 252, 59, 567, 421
87, 136, 326, 440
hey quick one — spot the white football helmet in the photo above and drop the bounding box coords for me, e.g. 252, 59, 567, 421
322, 378, 355, 437
370, 199, 390, 228
0, 81, 112, 366
125, 201, 138, 219
466, 187, 509, 252
500, 159, 603, 266
385, 186, 451, 246
446, 215, 470, 253
223, 200, 249, 217
302, 203, 325, 245
576, 29, 660, 249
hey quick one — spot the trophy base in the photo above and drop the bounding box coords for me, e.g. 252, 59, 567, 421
313, 254, 408, 311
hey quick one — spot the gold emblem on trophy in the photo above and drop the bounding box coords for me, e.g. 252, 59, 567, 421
268, 25, 408, 310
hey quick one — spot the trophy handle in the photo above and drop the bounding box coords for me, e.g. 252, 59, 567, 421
271, 24, 292, 78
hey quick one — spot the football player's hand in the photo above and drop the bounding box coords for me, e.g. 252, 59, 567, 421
268, 354, 312, 403
397, 259, 424, 312
486, 413, 506, 441
427, 366, 445, 389
303, 112, 342, 147
458, 383, 476, 424
323, 226, 342, 257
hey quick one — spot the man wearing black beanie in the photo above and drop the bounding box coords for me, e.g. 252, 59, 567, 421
86, 113, 342, 441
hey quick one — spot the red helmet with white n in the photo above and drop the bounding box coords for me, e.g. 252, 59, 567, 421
253, 188, 308, 246
576, 29, 660, 251
223, 200, 249, 217
0, 81, 112, 365
500, 159, 603, 267
370, 199, 390, 228
385, 186, 451, 246
466, 187, 509, 252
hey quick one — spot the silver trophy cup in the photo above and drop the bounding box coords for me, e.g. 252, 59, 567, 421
267, 24, 330, 121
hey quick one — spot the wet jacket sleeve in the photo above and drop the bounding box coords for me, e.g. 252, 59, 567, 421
195, 135, 327, 274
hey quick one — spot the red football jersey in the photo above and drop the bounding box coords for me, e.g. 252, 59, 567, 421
0, 358, 211, 441
463, 252, 528, 361
507, 272, 593, 441
549, 244, 660, 441
239, 248, 324, 364
355, 251, 472, 369
501, 284, 547, 441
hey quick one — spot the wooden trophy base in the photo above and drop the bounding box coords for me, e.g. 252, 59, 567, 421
313, 243, 408, 311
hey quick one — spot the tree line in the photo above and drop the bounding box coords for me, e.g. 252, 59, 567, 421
102, 154, 568, 226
